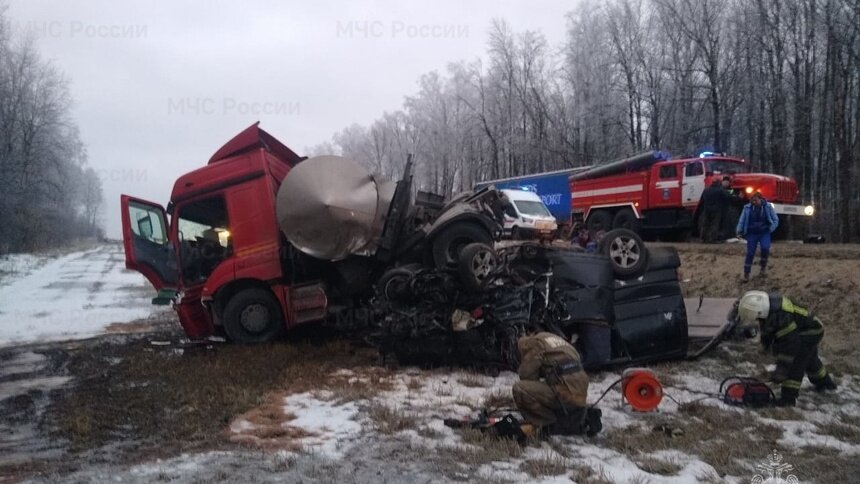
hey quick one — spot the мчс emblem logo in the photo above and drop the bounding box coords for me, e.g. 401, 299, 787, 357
751, 450, 799, 483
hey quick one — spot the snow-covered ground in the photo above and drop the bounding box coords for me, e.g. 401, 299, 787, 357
35, 358, 860, 483
3, 245, 858, 482
0, 244, 164, 346
220, 364, 860, 483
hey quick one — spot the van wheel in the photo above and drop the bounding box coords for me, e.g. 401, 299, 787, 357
458, 243, 498, 291
612, 208, 641, 233
510, 226, 521, 240
432, 222, 493, 269
223, 288, 285, 343
599, 228, 649, 279
587, 210, 612, 233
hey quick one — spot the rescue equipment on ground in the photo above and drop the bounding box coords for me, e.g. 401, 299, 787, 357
621, 368, 664, 412
443, 411, 528, 444
589, 368, 664, 412
719, 377, 776, 407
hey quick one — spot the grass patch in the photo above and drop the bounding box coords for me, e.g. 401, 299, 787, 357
445, 428, 524, 466
520, 452, 569, 477
758, 406, 803, 421
482, 389, 515, 413
569, 464, 612, 484
46, 334, 379, 455
634, 455, 682, 476
457, 372, 487, 388
814, 420, 860, 445
326, 368, 395, 403
602, 403, 783, 477
415, 425, 443, 438
406, 377, 423, 391
775, 446, 860, 483
367, 403, 414, 434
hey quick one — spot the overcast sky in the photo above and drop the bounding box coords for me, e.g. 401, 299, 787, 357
8, 0, 572, 237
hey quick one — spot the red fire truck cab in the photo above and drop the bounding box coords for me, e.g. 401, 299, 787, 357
570, 151, 814, 237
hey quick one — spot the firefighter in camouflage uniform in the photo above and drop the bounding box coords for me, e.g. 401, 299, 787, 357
512, 332, 600, 436
737, 291, 837, 406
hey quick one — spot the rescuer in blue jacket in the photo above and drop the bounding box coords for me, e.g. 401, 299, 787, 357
736, 192, 779, 282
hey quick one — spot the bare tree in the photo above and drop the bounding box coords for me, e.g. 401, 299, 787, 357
316, 1, 860, 240
0, 9, 102, 252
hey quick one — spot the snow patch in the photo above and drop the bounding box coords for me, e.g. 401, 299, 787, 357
0, 245, 166, 346
282, 393, 362, 458
0, 376, 71, 402
0, 351, 47, 377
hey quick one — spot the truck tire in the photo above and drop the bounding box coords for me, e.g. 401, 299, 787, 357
612, 208, 642, 233
587, 210, 613, 233
599, 228, 649, 279
377, 265, 421, 302
458, 243, 498, 292
510, 226, 522, 240
222, 288, 285, 344
431, 222, 493, 269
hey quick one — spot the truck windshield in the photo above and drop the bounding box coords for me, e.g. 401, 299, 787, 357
177, 196, 230, 283
514, 200, 551, 217
706, 160, 747, 175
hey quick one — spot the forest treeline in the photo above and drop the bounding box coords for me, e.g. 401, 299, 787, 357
0, 7, 103, 253
312, 0, 860, 241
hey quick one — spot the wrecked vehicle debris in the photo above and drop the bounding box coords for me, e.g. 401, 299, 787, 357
372, 244, 694, 372
120, 124, 729, 369
121, 124, 507, 343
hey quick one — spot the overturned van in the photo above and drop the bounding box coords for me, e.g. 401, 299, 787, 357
374, 244, 731, 372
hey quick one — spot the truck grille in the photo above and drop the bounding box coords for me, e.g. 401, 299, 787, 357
775, 180, 797, 202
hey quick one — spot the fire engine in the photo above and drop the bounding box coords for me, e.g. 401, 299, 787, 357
569, 151, 814, 236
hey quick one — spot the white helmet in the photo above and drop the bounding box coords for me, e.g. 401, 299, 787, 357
737, 291, 770, 325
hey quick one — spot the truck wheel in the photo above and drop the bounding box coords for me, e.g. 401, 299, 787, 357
599, 228, 649, 279
222, 288, 285, 344
377, 265, 420, 302
587, 210, 612, 233
510, 226, 521, 240
432, 222, 493, 269
458, 243, 498, 291
612, 208, 642, 233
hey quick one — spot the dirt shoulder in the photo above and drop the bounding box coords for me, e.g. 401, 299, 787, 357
672, 242, 860, 373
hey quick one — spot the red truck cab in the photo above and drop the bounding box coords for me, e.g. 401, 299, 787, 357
571, 152, 813, 236
121, 123, 327, 342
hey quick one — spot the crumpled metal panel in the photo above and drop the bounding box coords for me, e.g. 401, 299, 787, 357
276, 156, 393, 260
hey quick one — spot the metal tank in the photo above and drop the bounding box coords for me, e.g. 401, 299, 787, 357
276, 156, 394, 260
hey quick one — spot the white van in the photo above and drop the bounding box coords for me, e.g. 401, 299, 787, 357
500, 188, 558, 239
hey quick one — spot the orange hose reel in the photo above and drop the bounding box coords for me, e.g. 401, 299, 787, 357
621, 368, 663, 412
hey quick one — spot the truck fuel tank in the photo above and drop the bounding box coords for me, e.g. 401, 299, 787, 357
276, 155, 394, 260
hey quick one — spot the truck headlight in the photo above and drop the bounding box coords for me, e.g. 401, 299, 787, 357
804, 205, 814, 216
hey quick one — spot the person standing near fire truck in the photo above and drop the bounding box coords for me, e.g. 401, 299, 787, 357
701, 179, 731, 243
736, 192, 779, 282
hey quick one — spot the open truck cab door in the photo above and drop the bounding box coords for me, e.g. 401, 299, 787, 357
120, 195, 178, 305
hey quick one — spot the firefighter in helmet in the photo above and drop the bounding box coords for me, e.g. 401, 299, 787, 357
737, 291, 837, 406
512, 332, 601, 436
